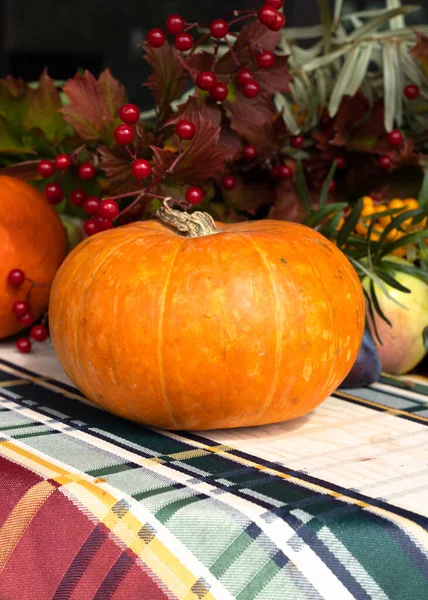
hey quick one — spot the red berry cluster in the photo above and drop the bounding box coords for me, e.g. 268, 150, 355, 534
38, 152, 97, 206
147, 14, 193, 52
7, 269, 49, 353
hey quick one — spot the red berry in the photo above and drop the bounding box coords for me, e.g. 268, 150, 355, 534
196, 71, 217, 91
44, 183, 64, 205
78, 162, 96, 181
166, 14, 185, 34
387, 129, 403, 146
83, 196, 101, 215
54, 154, 72, 170
114, 124, 135, 145
70, 189, 87, 206
258, 5, 278, 27
147, 28, 166, 48
257, 50, 275, 69
186, 187, 204, 205
221, 175, 237, 190
379, 155, 392, 170
12, 300, 30, 317
37, 159, 55, 178
236, 69, 253, 86
175, 120, 195, 140
99, 199, 119, 219
210, 83, 228, 102
84, 219, 99, 236
119, 103, 140, 125
275, 165, 293, 180
335, 157, 347, 170
243, 145, 257, 160
290, 135, 304, 149
242, 80, 260, 98
210, 19, 229, 39
270, 11, 285, 31
320, 114, 333, 129
8, 269, 25, 286
18, 312, 35, 327
404, 84, 419, 100
131, 159, 152, 179
16, 338, 31, 353
175, 33, 193, 51
265, 0, 283, 7
328, 180, 336, 193
30, 324, 48, 342
94, 215, 113, 231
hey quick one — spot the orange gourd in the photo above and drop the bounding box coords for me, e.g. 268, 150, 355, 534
0, 176, 67, 339
49, 207, 364, 430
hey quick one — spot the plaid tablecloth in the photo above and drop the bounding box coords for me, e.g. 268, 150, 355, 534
0, 341, 427, 600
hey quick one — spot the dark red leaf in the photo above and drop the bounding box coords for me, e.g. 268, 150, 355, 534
143, 41, 186, 116
0, 160, 40, 180
98, 146, 141, 194
179, 52, 213, 80
255, 55, 291, 95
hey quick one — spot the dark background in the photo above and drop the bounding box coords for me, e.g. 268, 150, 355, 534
0, 0, 426, 108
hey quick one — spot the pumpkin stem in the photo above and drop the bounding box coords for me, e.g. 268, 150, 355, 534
156, 199, 218, 238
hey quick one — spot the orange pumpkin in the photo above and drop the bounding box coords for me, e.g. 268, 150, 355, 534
0, 176, 67, 339
49, 208, 364, 430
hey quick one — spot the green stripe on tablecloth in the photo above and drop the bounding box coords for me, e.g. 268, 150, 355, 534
210, 530, 254, 579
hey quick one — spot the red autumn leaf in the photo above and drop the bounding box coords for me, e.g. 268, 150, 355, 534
410, 30, 428, 76
151, 113, 230, 185
0, 160, 40, 180
330, 93, 386, 151
255, 55, 291, 95
98, 145, 141, 194
24, 69, 67, 144
61, 69, 125, 142
179, 51, 213, 81
143, 41, 186, 116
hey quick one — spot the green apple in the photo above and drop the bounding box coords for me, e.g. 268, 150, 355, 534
363, 256, 428, 375
60, 215, 84, 252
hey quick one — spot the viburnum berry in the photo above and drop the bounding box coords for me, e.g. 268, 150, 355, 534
175, 33, 193, 51
78, 162, 96, 180
270, 11, 285, 31
210, 19, 229, 39
265, 0, 283, 8
404, 84, 419, 100
258, 5, 278, 28
84, 219, 99, 236
12, 300, 30, 317
131, 159, 152, 179
18, 312, 35, 327
99, 199, 119, 219
196, 71, 217, 91
388, 129, 403, 146
236, 69, 253, 86
379, 155, 392, 170
30, 324, 48, 342
335, 157, 347, 170
8, 269, 25, 286
44, 183, 64, 205
16, 338, 32, 353
242, 80, 260, 98
175, 120, 195, 140
328, 180, 337, 193
166, 14, 185, 34
114, 124, 135, 145
186, 187, 204, 205
210, 83, 228, 102
257, 50, 275, 69
54, 154, 72, 170
119, 103, 140, 124
37, 159, 55, 178
221, 175, 237, 190
243, 145, 257, 160
94, 215, 113, 231
83, 196, 101, 215
271, 165, 293, 180
147, 28, 166, 48
290, 135, 304, 149
70, 189, 87, 206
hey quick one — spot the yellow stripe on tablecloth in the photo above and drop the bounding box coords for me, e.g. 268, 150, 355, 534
335, 390, 428, 423
0, 439, 218, 600
0, 480, 56, 572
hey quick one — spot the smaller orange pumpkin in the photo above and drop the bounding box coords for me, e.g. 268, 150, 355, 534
0, 176, 67, 339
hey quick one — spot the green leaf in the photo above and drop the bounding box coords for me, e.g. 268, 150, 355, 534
423, 325, 428, 352
0, 76, 29, 131
381, 260, 428, 284
321, 210, 343, 238
334, 0, 344, 22
294, 160, 312, 215
375, 207, 424, 260
0, 117, 35, 154
304, 202, 347, 227
363, 288, 383, 345
346, 6, 419, 42
337, 197, 363, 248
24, 69, 67, 144
379, 230, 428, 258
319, 162, 337, 208
370, 279, 392, 327
418, 169, 428, 209
318, 0, 332, 52
374, 268, 411, 293
329, 46, 361, 116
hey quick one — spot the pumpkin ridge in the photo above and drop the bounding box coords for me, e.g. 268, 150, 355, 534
157, 241, 185, 429
240, 234, 283, 425
74, 237, 138, 406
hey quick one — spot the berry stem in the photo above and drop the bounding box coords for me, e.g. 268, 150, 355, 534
228, 13, 256, 27
166, 140, 184, 174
